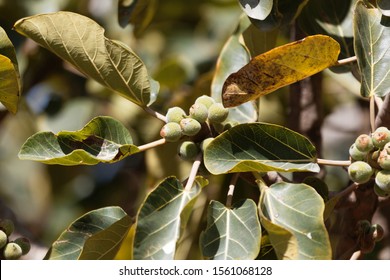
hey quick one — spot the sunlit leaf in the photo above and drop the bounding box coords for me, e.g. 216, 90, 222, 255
298, 0, 356, 72
378, 0, 390, 17
354, 1, 390, 97
204, 123, 319, 175
200, 199, 261, 260
0, 26, 20, 113
222, 35, 340, 107
118, 0, 157, 36
259, 182, 332, 259
211, 15, 257, 124
13, 11, 157, 107
238, 0, 273, 21
45, 207, 132, 260
133, 176, 208, 260
18, 116, 139, 165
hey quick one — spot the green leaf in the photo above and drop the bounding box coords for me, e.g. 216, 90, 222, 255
13, 11, 157, 106
18, 116, 140, 165
204, 123, 319, 175
211, 15, 257, 124
222, 35, 340, 107
45, 207, 132, 260
0, 26, 20, 113
378, 0, 390, 17
133, 176, 208, 260
354, 1, 390, 97
259, 182, 332, 259
118, 0, 157, 36
238, 0, 273, 21
200, 199, 261, 260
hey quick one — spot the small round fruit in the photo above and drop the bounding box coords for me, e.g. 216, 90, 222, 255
374, 183, 390, 197
369, 224, 384, 242
0, 219, 14, 237
166, 107, 186, 123
3, 242, 23, 260
355, 134, 374, 153
372, 127, 390, 149
375, 170, 390, 193
208, 103, 229, 123
349, 144, 367, 161
0, 230, 7, 249
348, 161, 374, 184
179, 118, 201, 136
200, 137, 214, 152
160, 122, 182, 142
378, 150, 390, 170
189, 103, 208, 123
13, 237, 31, 255
195, 95, 215, 109
178, 141, 199, 161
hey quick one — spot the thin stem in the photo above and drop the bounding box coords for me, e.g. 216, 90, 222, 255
337, 56, 357, 66
143, 106, 167, 123
226, 173, 239, 208
253, 172, 268, 193
184, 153, 202, 192
317, 158, 351, 166
137, 138, 166, 152
370, 95, 376, 132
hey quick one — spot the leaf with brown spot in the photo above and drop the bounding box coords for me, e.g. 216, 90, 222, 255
222, 35, 340, 107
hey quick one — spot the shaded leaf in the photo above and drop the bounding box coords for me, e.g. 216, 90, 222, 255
242, 22, 279, 58
222, 35, 340, 107
18, 116, 140, 165
298, 0, 356, 72
249, 0, 309, 31
133, 176, 208, 260
211, 15, 257, 124
204, 123, 319, 175
354, 1, 390, 97
0, 26, 20, 113
13, 11, 157, 107
200, 199, 261, 260
238, 0, 273, 21
259, 182, 332, 259
45, 207, 132, 260
378, 0, 390, 17
118, 0, 157, 36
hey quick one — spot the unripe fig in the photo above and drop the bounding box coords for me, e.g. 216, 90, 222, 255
208, 103, 229, 123
178, 141, 199, 161
195, 95, 215, 109
348, 161, 374, 184
160, 122, 182, 142
372, 126, 390, 149
189, 103, 208, 123
3, 242, 23, 260
166, 106, 186, 123
375, 170, 390, 193
0, 230, 7, 249
200, 137, 214, 152
374, 183, 390, 197
369, 224, 384, 242
349, 144, 367, 161
13, 237, 31, 255
179, 118, 201, 136
0, 219, 14, 237
355, 134, 374, 153
378, 149, 390, 170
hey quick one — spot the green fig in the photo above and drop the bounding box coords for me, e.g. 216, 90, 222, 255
160, 122, 182, 142
348, 161, 374, 184
3, 242, 23, 260
180, 118, 201, 136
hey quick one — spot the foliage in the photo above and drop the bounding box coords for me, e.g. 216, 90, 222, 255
0, 0, 389, 260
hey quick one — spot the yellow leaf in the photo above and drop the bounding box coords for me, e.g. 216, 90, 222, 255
0, 55, 20, 114
222, 35, 340, 107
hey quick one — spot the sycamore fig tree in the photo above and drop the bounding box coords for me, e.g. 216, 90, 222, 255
0, 0, 389, 260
